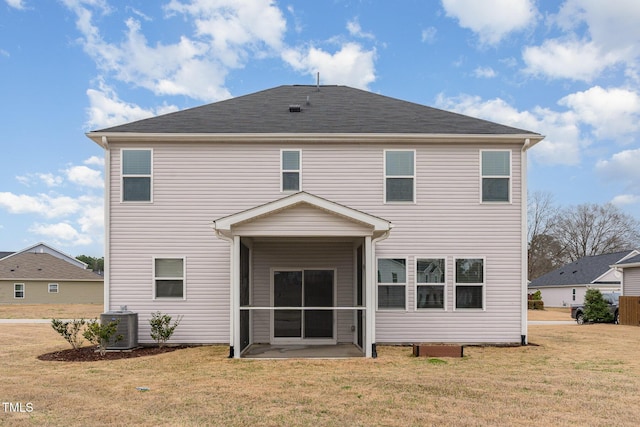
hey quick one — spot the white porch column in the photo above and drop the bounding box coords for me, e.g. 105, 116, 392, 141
365, 235, 375, 358
232, 235, 241, 358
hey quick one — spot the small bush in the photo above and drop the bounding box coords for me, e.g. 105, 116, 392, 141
83, 318, 123, 356
528, 300, 544, 310
51, 318, 86, 350
531, 290, 542, 301
149, 312, 183, 348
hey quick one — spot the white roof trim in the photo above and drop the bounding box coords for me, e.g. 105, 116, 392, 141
2, 242, 88, 269
212, 192, 392, 235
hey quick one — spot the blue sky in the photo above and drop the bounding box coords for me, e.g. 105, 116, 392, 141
1, 0, 640, 257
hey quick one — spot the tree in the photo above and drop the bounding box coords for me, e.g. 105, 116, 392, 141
527, 191, 565, 279
551, 203, 640, 262
583, 289, 613, 323
76, 255, 104, 273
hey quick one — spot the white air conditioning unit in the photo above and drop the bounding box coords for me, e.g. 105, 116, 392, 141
100, 311, 138, 350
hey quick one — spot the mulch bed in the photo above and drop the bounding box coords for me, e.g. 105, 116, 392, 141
38, 345, 191, 362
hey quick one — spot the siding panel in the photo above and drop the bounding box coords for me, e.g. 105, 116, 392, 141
109, 141, 525, 345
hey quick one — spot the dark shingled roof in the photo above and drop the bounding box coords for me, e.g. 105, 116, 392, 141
92, 85, 540, 135
0, 253, 103, 281
529, 251, 635, 288
616, 254, 640, 266
0, 252, 14, 260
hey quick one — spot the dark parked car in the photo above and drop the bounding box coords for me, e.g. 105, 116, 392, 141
571, 292, 620, 325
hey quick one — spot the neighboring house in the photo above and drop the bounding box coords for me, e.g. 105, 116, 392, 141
0, 243, 103, 304
613, 254, 640, 296
528, 250, 639, 307
86, 84, 544, 358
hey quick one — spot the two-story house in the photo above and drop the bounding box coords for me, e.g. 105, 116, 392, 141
87, 85, 543, 358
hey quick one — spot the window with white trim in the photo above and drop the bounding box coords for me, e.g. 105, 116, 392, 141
48, 283, 59, 293
385, 150, 415, 202
416, 258, 445, 309
281, 150, 301, 192
377, 258, 407, 309
154, 258, 185, 299
14, 283, 24, 299
122, 149, 152, 202
455, 258, 484, 309
481, 150, 510, 202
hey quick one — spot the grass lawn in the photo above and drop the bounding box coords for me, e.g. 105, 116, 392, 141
0, 304, 103, 319
1, 321, 639, 426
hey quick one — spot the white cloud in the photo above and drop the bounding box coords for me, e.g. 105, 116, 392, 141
28, 222, 93, 246
84, 156, 104, 167
522, 39, 624, 82
85, 80, 178, 129
442, 0, 537, 45
347, 18, 374, 40
473, 66, 496, 78
611, 194, 640, 207
0, 193, 80, 219
38, 173, 64, 187
558, 86, 640, 140
421, 27, 437, 44
596, 148, 640, 183
524, 0, 640, 82
5, 0, 26, 10
282, 42, 376, 89
65, 165, 103, 189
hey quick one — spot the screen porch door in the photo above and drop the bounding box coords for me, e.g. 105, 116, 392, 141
273, 269, 334, 340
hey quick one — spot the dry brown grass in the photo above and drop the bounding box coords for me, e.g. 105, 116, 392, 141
1, 322, 639, 426
528, 307, 572, 321
0, 304, 103, 319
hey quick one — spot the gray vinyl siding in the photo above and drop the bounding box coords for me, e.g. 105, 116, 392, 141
108, 140, 524, 345
0, 280, 103, 304
624, 267, 640, 296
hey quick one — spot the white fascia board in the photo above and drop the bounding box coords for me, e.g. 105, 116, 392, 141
87, 132, 545, 146
212, 192, 392, 234
612, 262, 640, 269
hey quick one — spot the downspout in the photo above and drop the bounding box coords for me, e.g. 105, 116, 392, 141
214, 228, 236, 358
102, 136, 110, 314
369, 228, 392, 358
520, 138, 531, 345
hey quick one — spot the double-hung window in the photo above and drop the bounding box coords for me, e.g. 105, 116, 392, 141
14, 283, 24, 299
481, 150, 510, 202
281, 150, 301, 192
416, 258, 445, 309
48, 283, 59, 293
377, 258, 407, 309
455, 258, 484, 309
154, 258, 185, 299
122, 149, 152, 202
385, 150, 415, 202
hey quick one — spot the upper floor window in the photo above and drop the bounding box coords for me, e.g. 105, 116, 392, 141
377, 258, 407, 310
281, 150, 301, 192
385, 150, 415, 203
481, 150, 510, 202
122, 149, 152, 202
154, 257, 185, 299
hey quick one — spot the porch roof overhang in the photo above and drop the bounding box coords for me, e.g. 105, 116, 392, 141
212, 191, 393, 239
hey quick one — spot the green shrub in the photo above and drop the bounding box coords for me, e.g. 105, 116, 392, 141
528, 300, 544, 310
149, 312, 183, 348
583, 289, 613, 323
83, 318, 123, 356
51, 318, 86, 350
531, 290, 542, 301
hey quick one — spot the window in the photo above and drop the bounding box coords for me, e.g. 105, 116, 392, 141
416, 258, 445, 309
572, 288, 576, 301
281, 150, 301, 192
481, 150, 510, 202
455, 258, 484, 309
377, 258, 407, 309
48, 283, 59, 293
154, 258, 185, 299
122, 149, 152, 202
385, 150, 415, 202
14, 283, 24, 299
